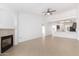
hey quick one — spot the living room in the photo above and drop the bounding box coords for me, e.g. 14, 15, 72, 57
0, 3, 79, 56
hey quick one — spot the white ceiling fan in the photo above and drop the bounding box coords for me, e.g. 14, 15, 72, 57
42, 8, 56, 16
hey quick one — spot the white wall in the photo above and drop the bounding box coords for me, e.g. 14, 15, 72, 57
0, 9, 15, 28
18, 13, 44, 42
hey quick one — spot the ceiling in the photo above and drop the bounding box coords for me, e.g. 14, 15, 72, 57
0, 3, 77, 15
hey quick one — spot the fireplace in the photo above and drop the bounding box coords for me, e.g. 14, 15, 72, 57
1, 35, 13, 53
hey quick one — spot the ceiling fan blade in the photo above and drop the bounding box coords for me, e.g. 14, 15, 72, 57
51, 10, 56, 12
42, 11, 46, 13
44, 13, 47, 15
48, 8, 50, 11
50, 12, 52, 15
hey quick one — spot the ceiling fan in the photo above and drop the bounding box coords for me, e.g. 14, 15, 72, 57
42, 8, 56, 16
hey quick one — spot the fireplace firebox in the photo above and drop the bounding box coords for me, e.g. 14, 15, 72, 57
1, 35, 13, 53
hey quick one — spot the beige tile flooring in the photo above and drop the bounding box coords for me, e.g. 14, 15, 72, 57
3, 36, 79, 56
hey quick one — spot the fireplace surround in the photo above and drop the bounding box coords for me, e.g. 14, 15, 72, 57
0, 29, 14, 53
